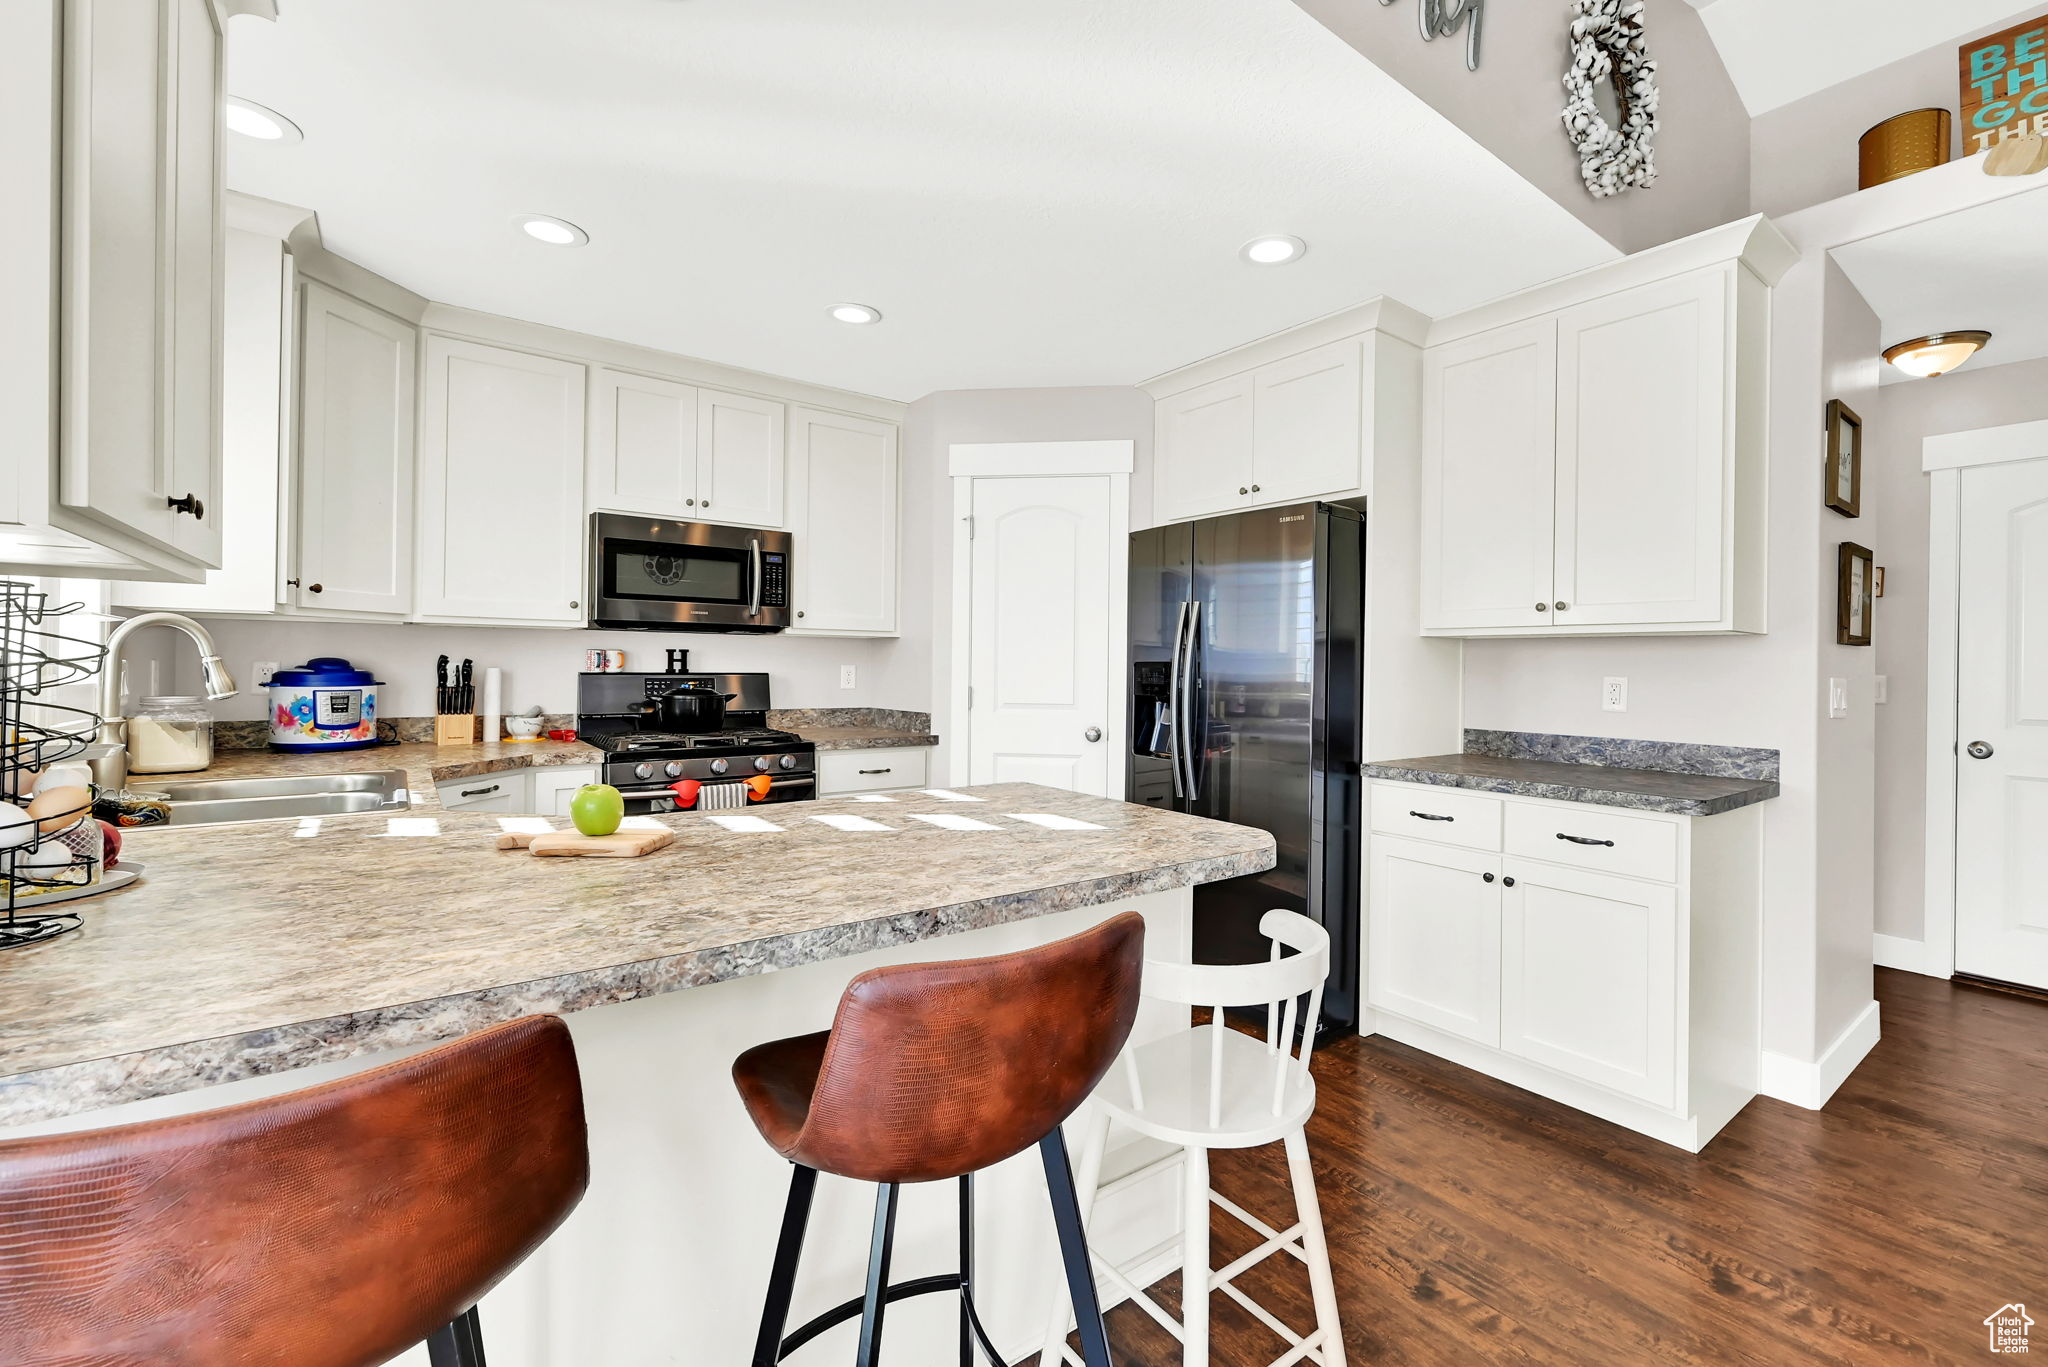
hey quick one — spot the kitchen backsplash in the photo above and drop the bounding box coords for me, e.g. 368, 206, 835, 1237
212, 708, 933, 750
1462, 729, 1781, 781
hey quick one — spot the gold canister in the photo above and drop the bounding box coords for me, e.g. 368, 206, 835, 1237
1859, 108, 1953, 189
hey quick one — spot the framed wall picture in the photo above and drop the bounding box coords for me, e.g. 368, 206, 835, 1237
1825, 400, 1862, 517
1838, 542, 1874, 646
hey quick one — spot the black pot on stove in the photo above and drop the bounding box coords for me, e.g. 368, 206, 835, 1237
636, 687, 737, 733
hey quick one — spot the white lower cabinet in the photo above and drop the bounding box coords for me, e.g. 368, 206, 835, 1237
529, 764, 600, 817
437, 764, 598, 815
1365, 779, 1761, 1151
817, 747, 927, 796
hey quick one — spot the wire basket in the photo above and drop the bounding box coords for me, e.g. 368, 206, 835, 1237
2, 579, 109, 950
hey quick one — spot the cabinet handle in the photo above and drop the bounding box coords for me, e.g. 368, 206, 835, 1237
1556, 833, 1615, 847
1482, 872, 1495, 883
1408, 810, 1454, 822
1239, 487, 1249, 495
307, 583, 323, 594
460, 785, 499, 797
1554, 601, 1569, 611
858, 767, 893, 775
1502, 876, 1516, 888
1534, 602, 1548, 612
168, 493, 204, 519
285, 578, 300, 588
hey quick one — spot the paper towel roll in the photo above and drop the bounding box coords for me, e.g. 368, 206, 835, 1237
482, 666, 503, 743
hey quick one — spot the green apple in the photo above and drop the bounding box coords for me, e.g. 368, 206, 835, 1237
569, 783, 624, 837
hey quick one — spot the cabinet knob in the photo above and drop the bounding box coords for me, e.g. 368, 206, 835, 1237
570, 601, 580, 611
1554, 601, 1568, 611
686, 498, 696, 507
307, 583, 323, 594
1535, 602, 1548, 612
1502, 876, 1516, 888
167, 493, 204, 520
1250, 484, 1261, 493
1482, 872, 1495, 883
1238, 487, 1249, 496
796, 610, 806, 619
700, 500, 709, 509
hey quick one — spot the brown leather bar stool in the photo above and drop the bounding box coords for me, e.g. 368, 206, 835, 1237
735, 911, 1147, 1367
0, 1015, 589, 1367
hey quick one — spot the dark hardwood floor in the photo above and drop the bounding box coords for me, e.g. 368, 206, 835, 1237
1058, 969, 2048, 1366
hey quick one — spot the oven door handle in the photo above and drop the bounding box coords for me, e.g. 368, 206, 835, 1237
748, 538, 763, 618
614, 776, 815, 799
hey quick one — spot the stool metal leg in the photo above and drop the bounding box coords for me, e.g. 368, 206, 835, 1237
752, 1163, 819, 1366
958, 1174, 975, 1367
1041, 1127, 1114, 1367
855, 1182, 901, 1367
425, 1306, 486, 1367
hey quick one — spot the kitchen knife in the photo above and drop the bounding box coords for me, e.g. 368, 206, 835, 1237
437, 655, 450, 714
458, 659, 473, 712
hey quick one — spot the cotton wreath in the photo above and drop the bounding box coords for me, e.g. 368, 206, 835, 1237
1561, 0, 1660, 198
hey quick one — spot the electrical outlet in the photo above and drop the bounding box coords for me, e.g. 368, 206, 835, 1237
1601, 676, 1628, 713
839, 664, 857, 690
1829, 677, 1849, 719
1874, 675, 1889, 704
253, 661, 280, 687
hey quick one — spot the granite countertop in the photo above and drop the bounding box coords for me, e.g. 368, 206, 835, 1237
1363, 753, 1779, 817
185, 739, 604, 808
799, 727, 938, 750
0, 783, 1272, 1125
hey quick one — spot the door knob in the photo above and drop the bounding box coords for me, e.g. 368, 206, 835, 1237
1967, 740, 1995, 759
1084, 726, 1102, 743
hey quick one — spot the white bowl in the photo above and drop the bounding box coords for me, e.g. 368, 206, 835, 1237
504, 716, 546, 738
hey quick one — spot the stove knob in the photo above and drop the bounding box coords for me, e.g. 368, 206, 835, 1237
664, 761, 684, 779
633, 762, 655, 780
779, 754, 798, 770
753, 755, 772, 772
709, 758, 729, 775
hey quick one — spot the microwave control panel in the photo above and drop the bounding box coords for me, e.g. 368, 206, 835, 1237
760, 552, 789, 607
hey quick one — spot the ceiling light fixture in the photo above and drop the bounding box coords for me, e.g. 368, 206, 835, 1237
1882, 330, 1992, 378
225, 97, 302, 144
828, 303, 882, 325
1240, 235, 1307, 265
516, 214, 589, 247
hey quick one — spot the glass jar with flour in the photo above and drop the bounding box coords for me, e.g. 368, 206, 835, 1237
126, 695, 214, 774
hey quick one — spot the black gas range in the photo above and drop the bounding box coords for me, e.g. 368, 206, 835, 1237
577, 671, 815, 813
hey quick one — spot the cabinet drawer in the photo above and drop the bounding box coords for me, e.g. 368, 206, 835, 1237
1368, 783, 1502, 851
817, 747, 928, 795
1504, 802, 1678, 883
437, 774, 529, 812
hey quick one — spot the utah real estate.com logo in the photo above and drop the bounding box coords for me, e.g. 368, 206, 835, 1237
1986, 1304, 2034, 1354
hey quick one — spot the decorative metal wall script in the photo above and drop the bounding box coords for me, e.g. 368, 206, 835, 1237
1378, 0, 1485, 73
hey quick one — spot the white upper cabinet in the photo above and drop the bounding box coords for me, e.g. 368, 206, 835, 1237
295, 281, 416, 616
587, 369, 699, 519
696, 389, 786, 529
1156, 375, 1255, 523
1250, 339, 1363, 507
1421, 320, 1557, 632
1418, 218, 1789, 637
417, 336, 587, 625
787, 407, 898, 636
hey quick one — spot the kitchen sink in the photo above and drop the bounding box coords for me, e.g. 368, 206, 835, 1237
130, 770, 412, 826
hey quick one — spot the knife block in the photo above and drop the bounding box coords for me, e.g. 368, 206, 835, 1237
434, 714, 475, 746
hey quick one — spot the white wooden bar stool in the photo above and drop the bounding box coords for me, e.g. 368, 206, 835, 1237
1040, 909, 1346, 1367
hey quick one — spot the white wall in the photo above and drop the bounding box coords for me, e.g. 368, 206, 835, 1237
126, 618, 905, 721
1868, 355, 2048, 946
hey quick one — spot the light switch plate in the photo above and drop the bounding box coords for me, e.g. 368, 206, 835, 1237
1829, 677, 1849, 719
839, 664, 857, 690
1601, 676, 1628, 713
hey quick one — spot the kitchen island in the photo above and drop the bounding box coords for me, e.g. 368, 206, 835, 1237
1, 783, 1271, 1366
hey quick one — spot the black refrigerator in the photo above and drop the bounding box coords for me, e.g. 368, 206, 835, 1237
1129, 501, 1364, 1033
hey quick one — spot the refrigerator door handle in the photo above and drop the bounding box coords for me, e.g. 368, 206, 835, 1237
1180, 599, 1202, 801
1166, 600, 1189, 799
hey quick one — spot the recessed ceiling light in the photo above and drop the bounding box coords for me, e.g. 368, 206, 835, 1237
1882, 330, 1991, 378
516, 215, 589, 247
225, 97, 302, 144
828, 303, 882, 325
1240, 235, 1307, 265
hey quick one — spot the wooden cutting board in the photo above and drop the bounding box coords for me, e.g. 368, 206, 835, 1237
495, 829, 675, 858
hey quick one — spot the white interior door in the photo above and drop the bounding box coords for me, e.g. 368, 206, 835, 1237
1956, 456, 2048, 988
966, 475, 1114, 795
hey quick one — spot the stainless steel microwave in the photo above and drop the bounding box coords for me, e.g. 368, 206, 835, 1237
588, 513, 791, 632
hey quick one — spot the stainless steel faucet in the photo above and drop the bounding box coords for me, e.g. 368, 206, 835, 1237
92, 613, 237, 791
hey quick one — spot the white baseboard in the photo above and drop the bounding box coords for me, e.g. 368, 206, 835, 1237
1758, 1000, 1881, 1110
1873, 933, 1946, 977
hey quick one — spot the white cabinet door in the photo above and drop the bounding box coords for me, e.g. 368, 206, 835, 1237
296, 282, 416, 616
529, 764, 600, 817
1251, 340, 1362, 505
1500, 859, 1678, 1107
1421, 319, 1557, 632
1553, 271, 1728, 629
1367, 836, 1501, 1045
587, 369, 698, 518
417, 337, 586, 624
696, 389, 785, 529
1156, 375, 1253, 523
787, 408, 897, 635
163, 0, 224, 567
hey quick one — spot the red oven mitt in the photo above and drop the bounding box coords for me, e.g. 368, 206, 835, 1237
668, 779, 701, 810
744, 775, 773, 802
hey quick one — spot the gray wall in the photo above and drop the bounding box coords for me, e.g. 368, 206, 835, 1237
1295, 0, 1752, 254
1868, 356, 2048, 947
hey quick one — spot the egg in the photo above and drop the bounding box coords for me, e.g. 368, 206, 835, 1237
38, 763, 92, 792
26, 785, 90, 836
0, 800, 31, 851
13, 840, 74, 878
